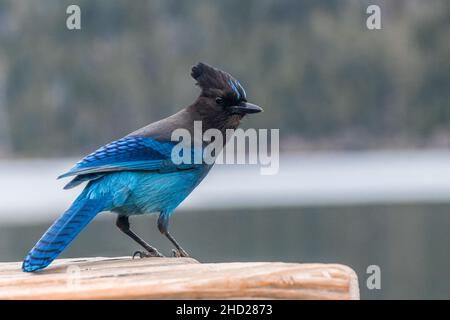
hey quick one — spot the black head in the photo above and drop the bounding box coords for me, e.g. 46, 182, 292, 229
190, 62, 262, 117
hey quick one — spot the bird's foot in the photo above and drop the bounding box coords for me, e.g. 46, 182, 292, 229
132, 250, 164, 259
171, 248, 189, 258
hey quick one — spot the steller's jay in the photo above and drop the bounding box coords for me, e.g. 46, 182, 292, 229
22, 62, 262, 272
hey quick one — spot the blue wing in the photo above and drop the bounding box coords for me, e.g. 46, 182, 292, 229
58, 136, 197, 189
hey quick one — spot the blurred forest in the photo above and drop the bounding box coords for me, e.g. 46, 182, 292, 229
0, 0, 449, 157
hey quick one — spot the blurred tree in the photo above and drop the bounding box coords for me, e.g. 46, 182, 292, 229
0, 0, 448, 157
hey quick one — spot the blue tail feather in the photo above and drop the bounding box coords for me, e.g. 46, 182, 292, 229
22, 192, 105, 272
63, 173, 106, 190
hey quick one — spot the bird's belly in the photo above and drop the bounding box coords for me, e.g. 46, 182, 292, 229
125, 172, 201, 214
88, 168, 209, 216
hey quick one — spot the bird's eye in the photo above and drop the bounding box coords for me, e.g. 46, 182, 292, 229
215, 97, 224, 105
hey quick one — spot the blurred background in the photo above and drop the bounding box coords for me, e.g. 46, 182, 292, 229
0, 0, 449, 299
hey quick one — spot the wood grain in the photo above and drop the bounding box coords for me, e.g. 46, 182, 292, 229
0, 257, 359, 299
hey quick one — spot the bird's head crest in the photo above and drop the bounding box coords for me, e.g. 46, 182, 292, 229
191, 62, 247, 101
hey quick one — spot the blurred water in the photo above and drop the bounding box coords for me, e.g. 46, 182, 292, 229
2, 150, 450, 224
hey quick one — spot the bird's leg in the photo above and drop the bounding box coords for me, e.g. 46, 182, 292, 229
158, 213, 189, 258
116, 215, 164, 258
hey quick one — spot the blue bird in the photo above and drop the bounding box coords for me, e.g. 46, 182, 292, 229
22, 63, 262, 272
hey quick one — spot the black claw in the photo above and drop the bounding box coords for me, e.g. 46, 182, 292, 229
171, 248, 189, 258
132, 250, 164, 259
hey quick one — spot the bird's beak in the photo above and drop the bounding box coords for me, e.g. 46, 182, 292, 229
231, 102, 263, 114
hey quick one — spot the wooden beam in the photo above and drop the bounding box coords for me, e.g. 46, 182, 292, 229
0, 257, 359, 299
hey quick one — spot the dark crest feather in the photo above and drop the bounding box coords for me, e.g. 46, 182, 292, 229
191, 62, 206, 80
190, 62, 246, 100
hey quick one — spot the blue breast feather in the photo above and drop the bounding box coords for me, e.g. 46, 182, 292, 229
85, 168, 210, 216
